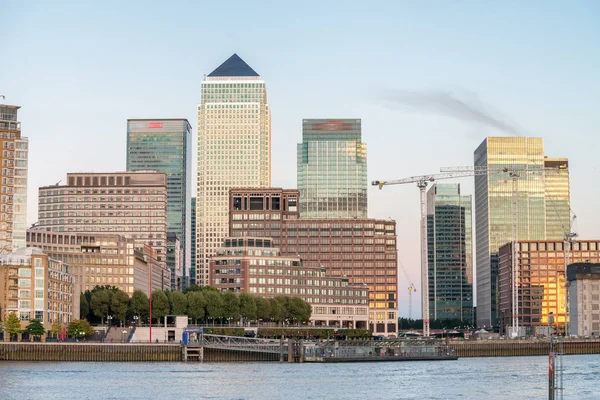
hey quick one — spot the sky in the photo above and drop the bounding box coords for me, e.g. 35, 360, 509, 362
2, 0, 599, 318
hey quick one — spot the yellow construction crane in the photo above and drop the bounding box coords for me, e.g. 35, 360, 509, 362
398, 259, 417, 320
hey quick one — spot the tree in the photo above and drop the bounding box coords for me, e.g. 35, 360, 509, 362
269, 297, 286, 324
204, 291, 224, 323
50, 321, 63, 338
80, 295, 90, 320
239, 294, 257, 322
25, 319, 45, 338
255, 296, 271, 322
183, 284, 202, 294
287, 297, 311, 324
187, 292, 206, 324
111, 290, 129, 325
91, 289, 111, 323
152, 290, 170, 324
222, 291, 240, 323
170, 291, 188, 315
4, 312, 22, 338
67, 319, 94, 338
130, 290, 149, 322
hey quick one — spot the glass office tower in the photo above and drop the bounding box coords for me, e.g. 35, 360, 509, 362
427, 183, 473, 322
196, 54, 271, 286
127, 119, 192, 289
297, 119, 367, 219
474, 137, 569, 328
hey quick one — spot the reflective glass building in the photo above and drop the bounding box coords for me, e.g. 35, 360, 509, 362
127, 119, 192, 289
297, 119, 367, 219
474, 137, 569, 328
427, 183, 473, 322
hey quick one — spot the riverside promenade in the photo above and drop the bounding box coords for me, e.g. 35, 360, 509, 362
1, 338, 600, 362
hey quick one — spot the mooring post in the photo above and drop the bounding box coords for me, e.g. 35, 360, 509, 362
288, 339, 294, 363
299, 339, 304, 363
279, 336, 284, 363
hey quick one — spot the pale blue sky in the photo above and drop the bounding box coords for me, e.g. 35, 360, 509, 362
2, 0, 599, 317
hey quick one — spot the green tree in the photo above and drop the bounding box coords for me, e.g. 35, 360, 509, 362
187, 291, 206, 324
67, 319, 94, 338
91, 289, 111, 323
287, 297, 311, 324
222, 291, 240, 324
111, 290, 129, 325
239, 293, 257, 322
269, 297, 286, 324
255, 296, 271, 322
129, 290, 149, 322
80, 294, 90, 319
25, 319, 45, 338
4, 312, 22, 338
152, 290, 170, 324
183, 284, 202, 294
204, 291, 224, 323
170, 291, 188, 315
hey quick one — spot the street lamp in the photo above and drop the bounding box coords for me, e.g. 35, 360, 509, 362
107, 315, 113, 327
133, 315, 139, 326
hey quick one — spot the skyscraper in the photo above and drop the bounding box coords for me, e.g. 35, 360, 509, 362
427, 183, 473, 322
127, 119, 192, 289
0, 103, 28, 252
297, 119, 367, 219
474, 137, 569, 328
190, 197, 196, 286
196, 54, 271, 285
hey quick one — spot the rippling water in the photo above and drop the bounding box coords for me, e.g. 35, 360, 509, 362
1, 355, 599, 399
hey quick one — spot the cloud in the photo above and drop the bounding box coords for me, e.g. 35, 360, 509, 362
382, 89, 523, 136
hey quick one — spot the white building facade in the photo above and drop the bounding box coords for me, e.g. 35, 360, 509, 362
196, 54, 271, 285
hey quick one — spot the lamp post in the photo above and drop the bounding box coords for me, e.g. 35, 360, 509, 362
107, 315, 113, 327
133, 315, 139, 327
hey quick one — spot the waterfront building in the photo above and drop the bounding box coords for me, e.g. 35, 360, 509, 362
228, 188, 398, 336
166, 233, 183, 290
474, 137, 569, 328
36, 171, 168, 272
426, 183, 473, 322
0, 103, 29, 252
0, 247, 73, 330
297, 119, 367, 219
190, 197, 196, 286
26, 230, 169, 297
498, 240, 600, 335
127, 119, 192, 289
210, 236, 369, 328
567, 262, 600, 337
196, 54, 271, 286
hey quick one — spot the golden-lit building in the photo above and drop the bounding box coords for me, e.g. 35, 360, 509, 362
499, 240, 600, 335
0, 103, 29, 252
474, 137, 569, 328
26, 230, 169, 297
0, 247, 73, 330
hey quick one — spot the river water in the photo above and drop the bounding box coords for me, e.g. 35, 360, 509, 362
1, 355, 598, 399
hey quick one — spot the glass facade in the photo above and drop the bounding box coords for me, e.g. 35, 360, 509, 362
427, 184, 473, 322
297, 119, 367, 219
474, 137, 570, 328
196, 55, 271, 286
127, 119, 192, 289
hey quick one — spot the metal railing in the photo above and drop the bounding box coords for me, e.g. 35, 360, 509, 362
201, 334, 285, 354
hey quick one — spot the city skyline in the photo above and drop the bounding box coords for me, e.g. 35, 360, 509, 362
3, 1, 599, 318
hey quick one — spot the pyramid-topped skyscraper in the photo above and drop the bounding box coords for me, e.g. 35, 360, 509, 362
195, 54, 271, 285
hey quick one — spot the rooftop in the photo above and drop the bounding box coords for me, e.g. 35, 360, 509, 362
208, 54, 259, 77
